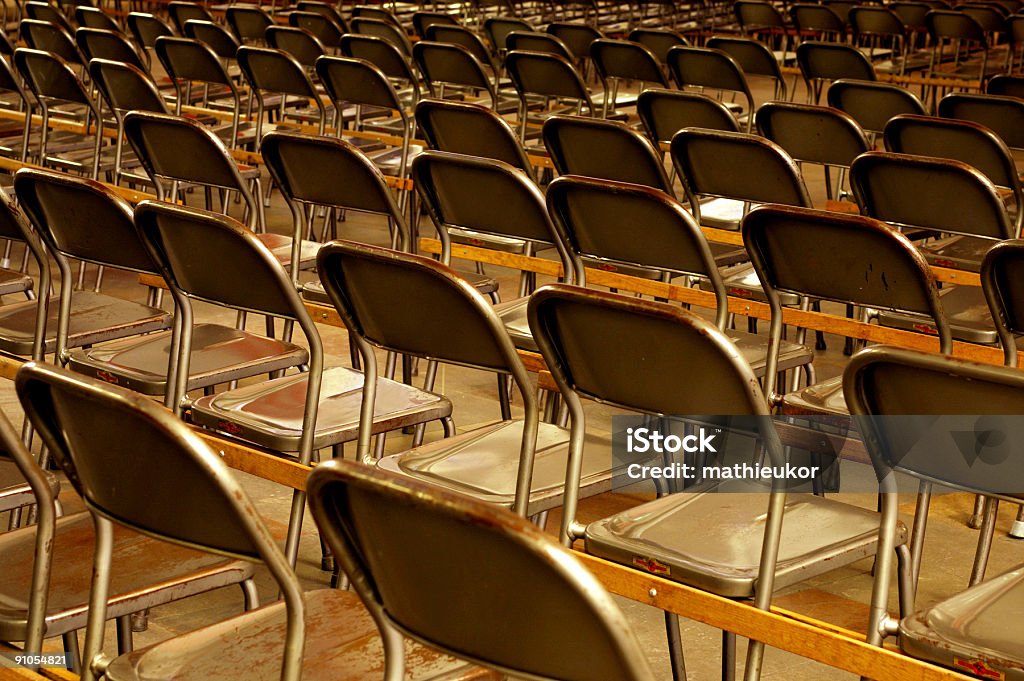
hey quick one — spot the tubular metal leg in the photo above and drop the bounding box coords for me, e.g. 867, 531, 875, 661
895, 543, 915, 619
318, 531, 335, 572
240, 578, 260, 611
115, 616, 133, 654
665, 612, 688, 681
969, 497, 999, 587
497, 374, 512, 420
1012, 504, 1024, 539
968, 493, 985, 529
62, 632, 81, 674
722, 630, 736, 681
283, 490, 306, 568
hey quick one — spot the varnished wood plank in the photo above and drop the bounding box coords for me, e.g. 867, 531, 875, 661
0, 157, 158, 204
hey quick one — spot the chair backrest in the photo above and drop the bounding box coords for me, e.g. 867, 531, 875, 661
413, 40, 496, 104
412, 150, 571, 267
670, 128, 811, 217
123, 110, 248, 196
25, 2, 72, 32
412, 10, 459, 37
352, 5, 402, 27
892, 1, 932, 29
265, 25, 325, 68
414, 97, 534, 174
351, 16, 412, 58
850, 151, 1013, 241
296, 0, 349, 32
504, 49, 594, 112
756, 101, 870, 169
987, 73, 1024, 98
135, 199, 310, 320
127, 12, 175, 52
156, 35, 233, 88
168, 0, 214, 32
90, 58, 168, 125
546, 174, 728, 325
542, 114, 672, 192
927, 8, 988, 42
938, 92, 1024, 150
307, 456, 657, 681
14, 167, 158, 277
316, 54, 405, 120
226, 4, 273, 42
21, 19, 83, 65
72, 5, 115, 33
845, 345, 1024, 497
339, 33, 420, 98
637, 89, 739, 145
590, 38, 667, 87
827, 79, 926, 135
424, 24, 495, 67
260, 131, 410, 250
288, 10, 343, 48
735, 0, 787, 32
706, 35, 787, 98
506, 30, 573, 59
982, 239, 1024, 365
183, 19, 240, 60
484, 16, 533, 54
549, 22, 603, 60
850, 5, 906, 41
791, 2, 847, 35
76, 27, 147, 70
14, 47, 93, 109
628, 27, 687, 63
15, 361, 305, 681
745, 204, 951, 398
238, 45, 324, 132
667, 46, 754, 128
796, 40, 877, 86
883, 114, 1022, 202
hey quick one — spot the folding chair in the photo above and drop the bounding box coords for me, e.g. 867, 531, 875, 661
339, 33, 422, 105
796, 40, 876, 103
637, 88, 739, 147
530, 281, 902, 681
11, 363, 482, 681
226, 4, 273, 45
351, 16, 414, 59
75, 27, 148, 71
790, 3, 847, 41
628, 27, 687, 63
288, 11, 344, 51
826, 78, 926, 140
504, 49, 598, 139
237, 45, 328, 138
412, 10, 460, 37
264, 25, 326, 70
847, 344, 1024, 675
589, 38, 666, 118
136, 200, 452, 568
20, 18, 86, 69
413, 40, 502, 109
756, 100, 870, 201
309, 457, 657, 681
667, 46, 754, 130
126, 12, 175, 68
167, 0, 214, 33
938, 91, 1024, 151
706, 35, 789, 100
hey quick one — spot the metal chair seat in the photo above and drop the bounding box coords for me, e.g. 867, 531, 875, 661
104, 587, 495, 681
0, 290, 170, 355
0, 460, 57, 513
0, 511, 254, 641
728, 329, 815, 378
699, 263, 803, 305
696, 197, 750, 230
586, 490, 906, 598
377, 419, 616, 514
67, 323, 309, 395
449, 228, 530, 254
899, 564, 1024, 680
0, 267, 32, 296
366, 143, 425, 177
877, 284, 998, 345
493, 297, 536, 351
190, 365, 453, 453
779, 375, 849, 415
256, 232, 321, 271
920, 234, 993, 272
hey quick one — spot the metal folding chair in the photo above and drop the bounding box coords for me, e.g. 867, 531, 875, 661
667, 45, 754, 130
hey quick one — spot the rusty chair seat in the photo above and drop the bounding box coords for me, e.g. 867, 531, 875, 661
104, 588, 496, 681
0, 511, 255, 647
189, 365, 453, 454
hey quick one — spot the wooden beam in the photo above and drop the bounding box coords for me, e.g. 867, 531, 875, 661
577, 553, 974, 681
0, 157, 159, 205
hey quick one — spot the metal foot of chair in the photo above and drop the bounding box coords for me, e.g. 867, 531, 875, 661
968, 493, 985, 529
129, 609, 148, 633
664, 612, 688, 681
62, 632, 81, 674
240, 578, 260, 611
1011, 505, 1024, 539
116, 616, 133, 654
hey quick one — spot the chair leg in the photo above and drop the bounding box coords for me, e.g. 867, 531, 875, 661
115, 616, 133, 654
968, 493, 985, 528
62, 632, 81, 674
240, 578, 260, 611
969, 497, 999, 587
283, 490, 306, 568
1011, 504, 1024, 539
895, 543, 915, 619
722, 630, 736, 681
318, 531, 335, 572
497, 374, 512, 420
664, 612, 688, 681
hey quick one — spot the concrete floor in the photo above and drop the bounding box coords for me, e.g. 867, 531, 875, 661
0, 70, 1023, 681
